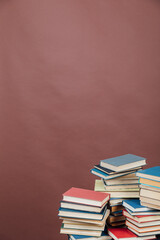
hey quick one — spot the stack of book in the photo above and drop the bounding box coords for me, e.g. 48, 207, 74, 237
122, 198, 160, 239
91, 154, 146, 227
58, 187, 110, 239
136, 167, 160, 210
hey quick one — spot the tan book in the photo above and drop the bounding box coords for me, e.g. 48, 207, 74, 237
139, 178, 160, 188
59, 209, 110, 226
126, 217, 160, 227
140, 184, 160, 192
126, 220, 160, 233
94, 180, 139, 197
140, 196, 160, 206
60, 225, 102, 237
141, 202, 160, 210
63, 222, 105, 231
140, 188, 160, 201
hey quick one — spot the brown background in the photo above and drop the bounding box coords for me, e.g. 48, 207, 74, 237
0, 1, 160, 240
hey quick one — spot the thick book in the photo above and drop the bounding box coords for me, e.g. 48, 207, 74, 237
136, 167, 160, 182
63, 222, 105, 231
60, 224, 103, 237
58, 206, 107, 220
122, 199, 153, 212
100, 154, 146, 172
140, 184, 160, 192
94, 180, 139, 198
140, 188, 160, 201
126, 217, 160, 228
123, 209, 160, 223
140, 196, 160, 207
104, 178, 139, 186
127, 227, 160, 237
139, 178, 160, 188
108, 228, 155, 240
63, 187, 110, 207
59, 209, 110, 226
126, 220, 160, 233
60, 201, 105, 213
108, 228, 138, 240
69, 233, 112, 240
140, 202, 160, 211
125, 208, 160, 216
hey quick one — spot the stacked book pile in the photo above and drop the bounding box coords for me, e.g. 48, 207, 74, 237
136, 167, 160, 210
58, 187, 111, 239
91, 154, 146, 227
121, 198, 160, 239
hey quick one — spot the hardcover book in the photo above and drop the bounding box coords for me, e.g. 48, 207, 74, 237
63, 187, 110, 207
100, 154, 146, 172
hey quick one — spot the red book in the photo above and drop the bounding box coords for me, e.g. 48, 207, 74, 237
123, 210, 160, 223
108, 228, 138, 240
63, 187, 110, 207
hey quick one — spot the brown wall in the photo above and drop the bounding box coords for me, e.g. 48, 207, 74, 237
0, 1, 160, 240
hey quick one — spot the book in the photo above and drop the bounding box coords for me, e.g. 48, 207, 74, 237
104, 185, 139, 191
126, 217, 160, 227
94, 165, 140, 176
122, 199, 152, 212
107, 215, 125, 223
136, 167, 160, 182
110, 205, 124, 213
100, 154, 146, 172
63, 187, 110, 207
140, 184, 160, 192
139, 178, 160, 188
123, 209, 160, 223
140, 188, 160, 201
59, 209, 110, 226
125, 208, 160, 216
69, 233, 112, 240
91, 168, 131, 180
108, 228, 138, 240
108, 221, 125, 227
126, 220, 160, 233
58, 207, 107, 220
140, 197, 160, 207
104, 178, 139, 186
60, 224, 103, 237
60, 201, 105, 213
63, 222, 105, 231
94, 180, 139, 198
140, 202, 160, 210
127, 227, 160, 237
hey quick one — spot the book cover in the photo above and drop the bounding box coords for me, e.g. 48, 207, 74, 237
136, 167, 160, 182
122, 199, 152, 212
100, 154, 146, 171
108, 228, 137, 239
63, 187, 110, 205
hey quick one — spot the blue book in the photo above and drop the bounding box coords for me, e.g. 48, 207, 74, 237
100, 154, 146, 171
69, 233, 112, 240
58, 207, 107, 220
90, 168, 132, 180
136, 166, 160, 182
122, 199, 156, 212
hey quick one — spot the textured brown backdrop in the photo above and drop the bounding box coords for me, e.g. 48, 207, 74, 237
0, 1, 160, 240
